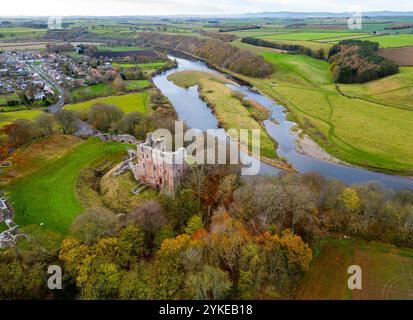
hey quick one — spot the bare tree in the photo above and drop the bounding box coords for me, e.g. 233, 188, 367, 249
117, 112, 142, 136
71, 207, 119, 245
54, 110, 79, 135
35, 113, 55, 137
128, 201, 167, 234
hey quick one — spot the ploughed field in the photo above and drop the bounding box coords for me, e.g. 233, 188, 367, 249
378, 47, 413, 66
233, 41, 413, 174
295, 239, 413, 300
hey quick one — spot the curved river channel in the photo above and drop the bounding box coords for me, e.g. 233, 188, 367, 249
153, 53, 413, 190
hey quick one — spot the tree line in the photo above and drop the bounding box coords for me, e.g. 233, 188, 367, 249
241, 37, 327, 60
328, 40, 399, 84
0, 94, 176, 159
137, 33, 273, 78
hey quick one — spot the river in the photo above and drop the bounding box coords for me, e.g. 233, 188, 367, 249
152, 53, 413, 190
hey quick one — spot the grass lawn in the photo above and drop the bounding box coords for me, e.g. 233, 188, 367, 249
0, 223, 7, 232
7, 138, 129, 234
0, 109, 44, 128
363, 34, 413, 48
65, 92, 149, 114
168, 71, 277, 159
124, 80, 150, 91
295, 239, 413, 300
68, 81, 150, 101
232, 41, 413, 174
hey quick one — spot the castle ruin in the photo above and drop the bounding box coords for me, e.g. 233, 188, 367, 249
115, 133, 188, 197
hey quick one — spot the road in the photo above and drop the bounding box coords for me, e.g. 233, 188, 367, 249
28, 63, 65, 113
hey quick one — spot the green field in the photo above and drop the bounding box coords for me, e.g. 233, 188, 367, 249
362, 34, 413, 48
65, 92, 149, 114
97, 45, 145, 52
8, 138, 128, 234
0, 28, 45, 33
124, 80, 150, 91
259, 32, 365, 41
0, 93, 20, 106
233, 42, 413, 174
113, 61, 167, 69
318, 34, 376, 43
339, 67, 413, 111
235, 38, 333, 52
0, 28, 46, 40
68, 80, 150, 101
296, 239, 413, 300
0, 109, 44, 128
168, 71, 277, 159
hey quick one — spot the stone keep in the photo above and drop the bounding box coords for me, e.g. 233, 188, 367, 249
131, 133, 187, 197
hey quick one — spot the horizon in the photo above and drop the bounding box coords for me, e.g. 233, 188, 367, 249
3, 10, 413, 18
0, 0, 412, 17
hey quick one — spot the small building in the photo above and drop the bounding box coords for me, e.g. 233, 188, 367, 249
0, 197, 12, 223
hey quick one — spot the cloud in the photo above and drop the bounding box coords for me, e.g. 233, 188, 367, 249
1, 0, 412, 16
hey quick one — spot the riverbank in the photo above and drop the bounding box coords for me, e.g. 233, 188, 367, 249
152, 53, 413, 189
167, 70, 278, 160
230, 42, 413, 176
295, 132, 344, 165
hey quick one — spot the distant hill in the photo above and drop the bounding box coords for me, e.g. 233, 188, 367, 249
242, 11, 413, 18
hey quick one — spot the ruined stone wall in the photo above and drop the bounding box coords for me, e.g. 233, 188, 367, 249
132, 144, 186, 196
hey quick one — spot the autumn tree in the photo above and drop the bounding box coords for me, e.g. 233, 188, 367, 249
87, 103, 124, 132
112, 75, 125, 91
337, 188, 362, 215
2, 119, 38, 147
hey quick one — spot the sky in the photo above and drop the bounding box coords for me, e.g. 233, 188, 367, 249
0, 0, 412, 17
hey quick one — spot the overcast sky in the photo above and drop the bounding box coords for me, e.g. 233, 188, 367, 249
1, 0, 412, 16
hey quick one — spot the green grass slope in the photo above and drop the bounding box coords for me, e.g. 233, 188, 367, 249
8, 138, 128, 234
